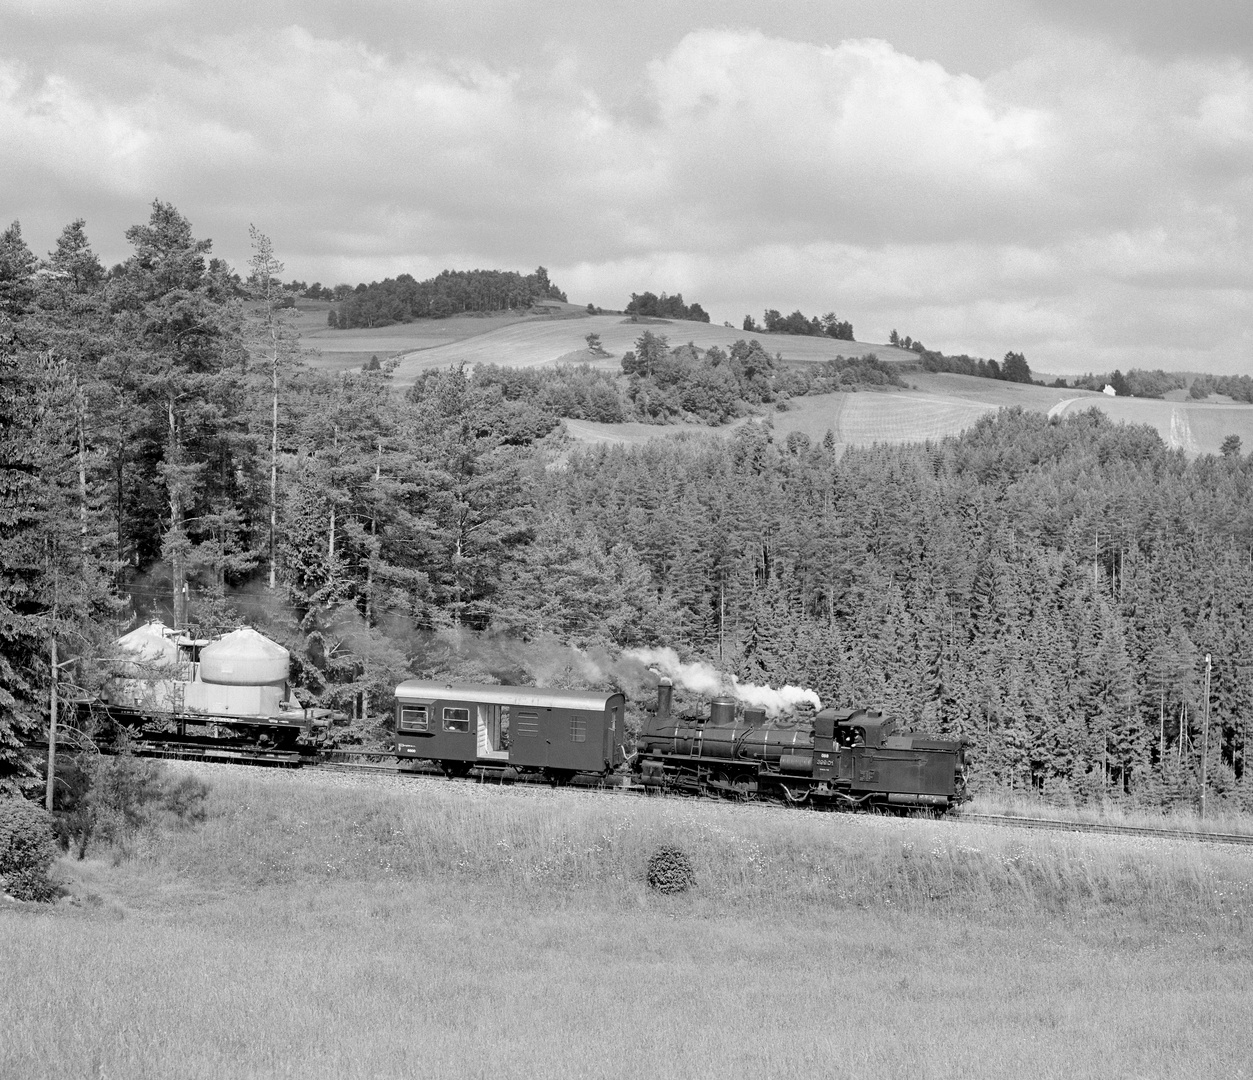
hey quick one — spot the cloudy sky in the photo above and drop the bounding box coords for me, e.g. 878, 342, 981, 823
3, 0, 1252, 375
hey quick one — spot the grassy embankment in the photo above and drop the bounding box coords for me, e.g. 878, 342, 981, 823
4, 765, 1253, 1079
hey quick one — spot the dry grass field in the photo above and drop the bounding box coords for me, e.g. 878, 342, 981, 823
4, 763, 1253, 1079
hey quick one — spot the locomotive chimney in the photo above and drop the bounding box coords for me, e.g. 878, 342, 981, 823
656, 677, 673, 720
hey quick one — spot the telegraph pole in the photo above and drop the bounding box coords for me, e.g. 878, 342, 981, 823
1201, 653, 1212, 820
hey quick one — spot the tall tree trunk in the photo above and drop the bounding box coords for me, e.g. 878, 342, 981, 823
169, 396, 185, 628
269, 322, 279, 590
76, 384, 88, 562
327, 425, 337, 573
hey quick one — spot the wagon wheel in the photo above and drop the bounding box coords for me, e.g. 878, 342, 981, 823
544, 768, 576, 787
440, 760, 473, 780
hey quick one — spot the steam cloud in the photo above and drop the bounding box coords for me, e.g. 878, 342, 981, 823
425, 631, 821, 717
621, 646, 822, 717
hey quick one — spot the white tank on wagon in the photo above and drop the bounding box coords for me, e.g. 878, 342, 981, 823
199, 627, 290, 686
106, 621, 317, 725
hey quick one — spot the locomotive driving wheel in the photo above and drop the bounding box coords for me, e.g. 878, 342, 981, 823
730, 775, 756, 802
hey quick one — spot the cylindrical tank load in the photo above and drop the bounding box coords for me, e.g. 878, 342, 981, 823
199, 627, 289, 686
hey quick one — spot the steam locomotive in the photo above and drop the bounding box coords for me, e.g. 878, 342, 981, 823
394, 676, 968, 810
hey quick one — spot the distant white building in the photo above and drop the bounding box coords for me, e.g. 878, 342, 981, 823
1103, 384, 1117, 397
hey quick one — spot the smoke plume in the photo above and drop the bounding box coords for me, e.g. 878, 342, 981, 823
419, 632, 820, 717
620, 646, 822, 717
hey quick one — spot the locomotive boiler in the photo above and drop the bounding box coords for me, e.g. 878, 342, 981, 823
636, 678, 967, 810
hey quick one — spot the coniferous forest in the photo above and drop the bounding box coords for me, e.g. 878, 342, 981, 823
3, 202, 1253, 810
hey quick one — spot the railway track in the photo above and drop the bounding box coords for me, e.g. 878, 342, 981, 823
32, 738, 1253, 847
955, 811, 1253, 848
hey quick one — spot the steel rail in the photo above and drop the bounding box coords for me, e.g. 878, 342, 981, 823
28, 737, 1253, 845
956, 811, 1253, 848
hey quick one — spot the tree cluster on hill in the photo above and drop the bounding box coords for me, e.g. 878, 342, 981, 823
624, 292, 709, 323
920, 349, 1033, 384
1187, 373, 1253, 403
326, 267, 567, 328
459, 363, 627, 427
5, 202, 1253, 816
744, 309, 853, 340
888, 330, 927, 353
618, 333, 901, 425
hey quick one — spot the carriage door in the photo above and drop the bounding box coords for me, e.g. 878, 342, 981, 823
476, 703, 510, 761
508, 708, 548, 768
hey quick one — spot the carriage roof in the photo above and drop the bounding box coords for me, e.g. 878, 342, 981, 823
395, 680, 622, 712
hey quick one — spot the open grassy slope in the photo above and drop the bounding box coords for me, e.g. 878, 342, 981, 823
565, 374, 1253, 457
298, 304, 919, 383
385, 315, 918, 385
297, 304, 1253, 455
563, 372, 1085, 452
1048, 394, 1253, 456
4, 763, 1253, 1080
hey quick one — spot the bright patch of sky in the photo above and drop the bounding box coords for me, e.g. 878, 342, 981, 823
1, 0, 1251, 375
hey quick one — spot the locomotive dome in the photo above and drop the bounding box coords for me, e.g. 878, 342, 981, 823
199, 627, 289, 686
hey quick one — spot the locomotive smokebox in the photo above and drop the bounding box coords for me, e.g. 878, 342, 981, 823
709, 698, 736, 725
656, 677, 673, 720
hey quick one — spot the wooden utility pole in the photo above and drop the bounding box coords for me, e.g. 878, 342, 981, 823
1201, 653, 1212, 819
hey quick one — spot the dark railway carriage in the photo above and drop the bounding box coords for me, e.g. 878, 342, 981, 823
394, 680, 628, 783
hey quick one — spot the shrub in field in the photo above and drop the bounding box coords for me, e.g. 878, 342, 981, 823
0, 797, 59, 901
58, 755, 211, 859
646, 845, 695, 894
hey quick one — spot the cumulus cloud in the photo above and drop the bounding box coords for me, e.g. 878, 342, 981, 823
0, 15, 1250, 374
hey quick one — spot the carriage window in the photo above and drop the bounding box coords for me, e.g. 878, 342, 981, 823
517, 710, 539, 737
399, 705, 429, 732
443, 707, 470, 732
570, 717, 586, 743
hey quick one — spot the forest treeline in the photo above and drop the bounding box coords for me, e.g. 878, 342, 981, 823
326, 266, 567, 328
3, 204, 1253, 812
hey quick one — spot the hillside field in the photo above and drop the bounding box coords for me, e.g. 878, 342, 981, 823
4, 762, 1253, 1080
298, 304, 920, 381
565, 372, 1253, 457
297, 306, 1253, 455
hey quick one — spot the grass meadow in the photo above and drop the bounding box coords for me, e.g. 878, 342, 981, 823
5, 764, 1253, 1079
